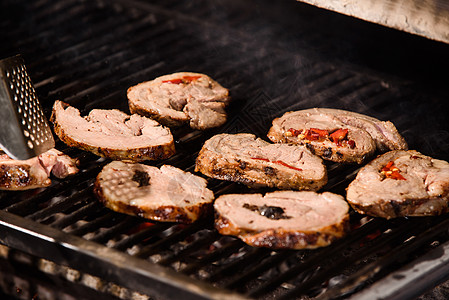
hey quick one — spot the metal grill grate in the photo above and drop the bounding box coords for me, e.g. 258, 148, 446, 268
0, 0, 449, 299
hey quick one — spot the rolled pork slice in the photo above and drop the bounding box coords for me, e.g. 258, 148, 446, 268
268, 108, 407, 164
127, 72, 230, 130
214, 191, 350, 249
94, 161, 215, 223
195, 133, 327, 191
0, 148, 79, 190
346, 150, 449, 219
51, 100, 175, 162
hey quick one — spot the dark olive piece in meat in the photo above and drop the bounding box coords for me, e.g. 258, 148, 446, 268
132, 170, 150, 187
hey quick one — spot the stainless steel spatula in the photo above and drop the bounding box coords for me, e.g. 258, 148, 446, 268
0, 55, 55, 160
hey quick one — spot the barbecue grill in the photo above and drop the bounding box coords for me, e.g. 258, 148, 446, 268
1, 0, 449, 299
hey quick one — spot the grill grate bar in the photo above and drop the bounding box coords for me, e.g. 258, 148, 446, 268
60, 31, 216, 106
158, 229, 220, 266
34, 18, 176, 95
4, 162, 105, 216
206, 247, 273, 283
368, 99, 416, 132
351, 89, 398, 120
333, 81, 387, 109
238, 219, 388, 296
1, 0, 79, 38
51, 200, 103, 230
324, 164, 361, 192
135, 220, 211, 259
111, 222, 172, 251
26, 185, 94, 222
181, 239, 245, 276
1, 2, 91, 57
66, 211, 125, 237
88, 216, 141, 244
249, 219, 426, 298
210, 182, 245, 198
307, 76, 377, 109
211, 51, 293, 85
64, 60, 167, 108
30, 13, 158, 80
223, 216, 384, 293
0, 191, 38, 211
315, 216, 449, 300
223, 249, 298, 290
0, 150, 97, 213
277, 70, 353, 112
46, 52, 161, 98
231, 69, 366, 133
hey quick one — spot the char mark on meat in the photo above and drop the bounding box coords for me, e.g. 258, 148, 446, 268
51, 100, 175, 162
0, 148, 78, 190
95, 161, 215, 223
195, 133, 327, 191
127, 72, 230, 130
268, 108, 407, 164
215, 191, 350, 249
346, 150, 449, 218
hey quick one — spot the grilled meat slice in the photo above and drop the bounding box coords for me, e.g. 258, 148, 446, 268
94, 161, 215, 223
214, 191, 350, 249
0, 148, 79, 190
195, 133, 327, 190
346, 150, 449, 219
51, 100, 175, 162
127, 72, 230, 130
318, 108, 408, 152
268, 108, 407, 164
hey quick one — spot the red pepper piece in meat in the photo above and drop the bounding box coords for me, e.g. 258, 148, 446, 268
390, 171, 406, 180
330, 128, 348, 143
381, 161, 406, 180
304, 128, 329, 141
287, 128, 301, 137
162, 78, 184, 84
310, 128, 329, 137
251, 158, 302, 171
273, 160, 303, 171
381, 161, 394, 173
182, 75, 201, 82
162, 75, 202, 84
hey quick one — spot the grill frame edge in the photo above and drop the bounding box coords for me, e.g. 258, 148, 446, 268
0, 210, 248, 300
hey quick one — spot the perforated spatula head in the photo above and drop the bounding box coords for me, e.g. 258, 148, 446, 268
0, 55, 55, 160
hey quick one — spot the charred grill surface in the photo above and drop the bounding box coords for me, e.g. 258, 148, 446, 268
0, 0, 449, 299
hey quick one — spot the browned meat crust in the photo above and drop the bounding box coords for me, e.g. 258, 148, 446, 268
94, 161, 215, 224
268, 108, 407, 164
214, 191, 350, 249
347, 150, 449, 218
0, 149, 79, 190
195, 133, 327, 190
95, 183, 212, 223
51, 101, 175, 162
127, 72, 230, 130
0, 163, 49, 190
